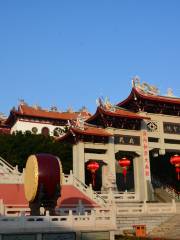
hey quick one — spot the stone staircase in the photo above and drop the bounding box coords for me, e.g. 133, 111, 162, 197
152, 175, 180, 202
114, 201, 176, 235
114, 201, 180, 238
154, 188, 175, 202
63, 172, 107, 207
0, 157, 107, 208
1, 158, 180, 239
116, 214, 173, 235
148, 214, 180, 239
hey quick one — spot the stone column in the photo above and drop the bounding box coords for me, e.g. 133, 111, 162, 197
135, 154, 147, 201
137, 131, 154, 201
106, 129, 116, 190
73, 142, 85, 183
110, 231, 115, 240
158, 119, 165, 155
133, 155, 140, 200
140, 121, 154, 201
101, 164, 108, 191
73, 144, 78, 178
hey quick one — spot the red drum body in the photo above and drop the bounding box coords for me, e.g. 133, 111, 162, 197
24, 153, 62, 215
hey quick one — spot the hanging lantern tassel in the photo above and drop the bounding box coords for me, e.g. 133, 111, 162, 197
176, 167, 180, 181
87, 161, 99, 187
118, 158, 131, 183
122, 167, 127, 183
123, 167, 127, 178
92, 171, 96, 187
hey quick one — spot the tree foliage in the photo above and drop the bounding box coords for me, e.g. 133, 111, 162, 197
0, 132, 72, 173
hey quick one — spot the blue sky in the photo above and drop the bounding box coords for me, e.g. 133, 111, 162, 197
0, 0, 180, 115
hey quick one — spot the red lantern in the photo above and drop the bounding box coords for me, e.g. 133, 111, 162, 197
170, 155, 180, 181
118, 158, 131, 182
87, 161, 99, 187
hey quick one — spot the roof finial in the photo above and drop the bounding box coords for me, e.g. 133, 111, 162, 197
19, 99, 27, 105
75, 113, 86, 130
132, 76, 141, 88
166, 88, 174, 97
96, 97, 104, 108
67, 106, 73, 113
96, 96, 115, 112
33, 104, 42, 110
50, 106, 58, 112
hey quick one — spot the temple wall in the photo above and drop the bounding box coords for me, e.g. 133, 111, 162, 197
10, 120, 59, 136
145, 113, 180, 153
72, 126, 150, 201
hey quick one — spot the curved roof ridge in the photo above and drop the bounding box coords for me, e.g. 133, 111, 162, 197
134, 87, 180, 103
86, 105, 149, 123
56, 124, 112, 142
7, 103, 91, 122
117, 87, 180, 108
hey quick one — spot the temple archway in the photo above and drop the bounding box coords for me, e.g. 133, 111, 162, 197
150, 150, 180, 192
85, 160, 106, 191
115, 151, 137, 192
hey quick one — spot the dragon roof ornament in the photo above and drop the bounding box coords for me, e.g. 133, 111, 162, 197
132, 76, 160, 96
75, 113, 86, 130
67, 113, 86, 130
96, 96, 116, 112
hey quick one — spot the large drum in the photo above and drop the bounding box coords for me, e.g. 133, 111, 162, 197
24, 153, 63, 215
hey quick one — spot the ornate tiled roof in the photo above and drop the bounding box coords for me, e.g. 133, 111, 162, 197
5, 103, 91, 125
135, 87, 180, 103
87, 106, 149, 123
17, 104, 91, 120
118, 87, 180, 107
57, 124, 112, 142
115, 76, 180, 116
71, 125, 112, 137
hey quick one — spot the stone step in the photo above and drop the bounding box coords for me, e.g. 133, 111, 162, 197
148, 214, 180, 238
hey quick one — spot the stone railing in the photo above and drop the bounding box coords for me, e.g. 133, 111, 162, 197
56, 200, 97, 216
0, 157, 15, 171
115, 200, 178, 215
1, 198, 179, 218
0, 209, 116, 233
0, 200, 29, 216
145, 201, 177, 214
4, 205, 30, 216
99, 190, 138, 203
0, 157, 24, 184
63, 171, 107, 207
0, 174, 24, 184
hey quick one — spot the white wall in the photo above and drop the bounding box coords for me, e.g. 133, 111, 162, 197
11, 119, 65, 136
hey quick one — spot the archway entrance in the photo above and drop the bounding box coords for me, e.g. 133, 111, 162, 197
115, 151, 136, 192
150, 150, 180, 191
85, 160, 106, 191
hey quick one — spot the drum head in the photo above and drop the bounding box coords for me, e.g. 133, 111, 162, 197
24, 155, 39, 202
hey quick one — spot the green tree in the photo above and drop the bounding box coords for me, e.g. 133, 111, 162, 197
0, 131, 72, 173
